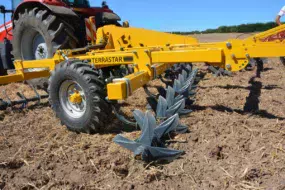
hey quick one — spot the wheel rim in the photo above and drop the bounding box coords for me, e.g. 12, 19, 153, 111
33, 34, 48, 60
21, 29, 48, 60
59, 80, 87, 119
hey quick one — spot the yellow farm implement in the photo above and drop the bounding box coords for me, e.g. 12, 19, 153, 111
1, 23, 285, 162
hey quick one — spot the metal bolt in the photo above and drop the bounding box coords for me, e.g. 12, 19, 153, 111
226, 64, 231, 69
146, 64, 150, 67
231, 54, 235, 59
132, 50, 137, 54
144, 50, 149, 53
226, 42, 232, 49
245, 53, 250, 59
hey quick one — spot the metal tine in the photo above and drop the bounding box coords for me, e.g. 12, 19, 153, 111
159, 75, 173, 87
16, 91, 28, 109
208, 65, 220, 77
219, 68, 232, 76
208, 65, 232, 77
2, 90, 12, 107
143, 85, 157, 98
29, 83, 41, 105
0, 99, 8, 110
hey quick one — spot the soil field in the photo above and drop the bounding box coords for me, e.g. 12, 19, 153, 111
1, 34, 285, 190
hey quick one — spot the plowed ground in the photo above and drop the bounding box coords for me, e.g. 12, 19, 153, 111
1, 34, 285, 190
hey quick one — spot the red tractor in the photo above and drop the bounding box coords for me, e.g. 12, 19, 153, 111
0, 0, 121, 76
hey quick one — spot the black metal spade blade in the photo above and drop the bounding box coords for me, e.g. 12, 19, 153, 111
156, 96, 188, 118
113, 111, 184, 162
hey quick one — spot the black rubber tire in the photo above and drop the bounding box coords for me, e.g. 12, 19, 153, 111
0, 62, 7, 76
48, 60, 112, 134
12, 8, 79, 89
12, 8, 78, 60
0, 68, 7, 76
0, 43, 7, 76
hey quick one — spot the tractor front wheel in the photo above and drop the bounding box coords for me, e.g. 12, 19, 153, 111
48, 60, 112, 134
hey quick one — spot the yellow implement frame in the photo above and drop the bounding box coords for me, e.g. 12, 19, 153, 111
2, 24, 285, 100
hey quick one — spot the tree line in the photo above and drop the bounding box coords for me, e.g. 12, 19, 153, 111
169, 22, 281, 34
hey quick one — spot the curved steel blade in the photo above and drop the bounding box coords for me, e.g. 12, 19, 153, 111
156, 96, 168, 118
166, 86, 175, 107
144, 146, 184, 162
182, 70, 188, 81
173, 79, 182, 92
176, 124, 188, 134
178, 74, 185, 84
133, 109, 145, 129
166, 99, 185, 117
154, 114, 179, 138
138, 111, 156, 146
174, 94, 184, 103
179, 108, 193, 115
113, 135, 141, 153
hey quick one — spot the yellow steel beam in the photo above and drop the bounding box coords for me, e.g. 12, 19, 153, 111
151, 48, 223, 63
107, 71, 150, 100
96, 25, 199, 50
0, 71, 50, 85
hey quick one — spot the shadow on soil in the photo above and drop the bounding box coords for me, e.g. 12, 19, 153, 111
199, 84, 282, 91
193, 68, 285, 120
192, 104, 285, 120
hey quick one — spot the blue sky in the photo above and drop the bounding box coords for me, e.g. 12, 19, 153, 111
1, 0, 285, 31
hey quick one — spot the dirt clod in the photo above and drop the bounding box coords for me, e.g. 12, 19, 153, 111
209, 146, 224, 160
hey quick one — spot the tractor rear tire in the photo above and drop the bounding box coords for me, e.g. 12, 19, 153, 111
12, 8, 78, 89
48, 60, 112, 134
0, 43, 7, 76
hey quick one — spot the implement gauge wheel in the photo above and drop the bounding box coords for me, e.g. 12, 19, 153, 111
48, 60, 111, 134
